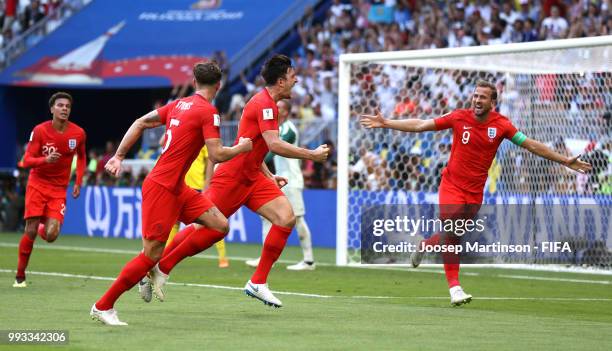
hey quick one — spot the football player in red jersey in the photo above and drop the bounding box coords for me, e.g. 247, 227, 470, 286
14, 92, 86, 288
90, 61, 252, 326
148, 54, 330, 308
361, 80, 592, 305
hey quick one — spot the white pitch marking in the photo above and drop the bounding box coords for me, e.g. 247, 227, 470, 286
1, 242, 611, 285
2, 269, 611, 302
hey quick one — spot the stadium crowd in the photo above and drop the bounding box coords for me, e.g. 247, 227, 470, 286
0, 0, 87, 66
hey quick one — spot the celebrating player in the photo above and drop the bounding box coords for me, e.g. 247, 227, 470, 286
147, 54, 329, 308
246, 99, 316, 271
90, 61, 252, 326
137, 145, 230, 303
168, 146, 229, 268
14, 92, 86, 288
360, 80, 592, 305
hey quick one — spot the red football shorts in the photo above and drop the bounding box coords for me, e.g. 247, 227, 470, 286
24, 184, 66, 223
141, 178, 214, 242
205, 170, 284, 217
438, 176, 483, 220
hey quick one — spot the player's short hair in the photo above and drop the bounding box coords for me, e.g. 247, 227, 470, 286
476, 80, 498, 101
193, 61, 222, 86
278, 99, 292, 111
49, 92, 73, 108
261, 54, 293, 86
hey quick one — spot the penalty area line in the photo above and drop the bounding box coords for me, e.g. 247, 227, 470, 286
1, 269, 611, 302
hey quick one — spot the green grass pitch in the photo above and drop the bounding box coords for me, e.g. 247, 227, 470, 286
0, 233, 611, 351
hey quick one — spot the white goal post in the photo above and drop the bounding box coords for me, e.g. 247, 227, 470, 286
336, 36, 612, 267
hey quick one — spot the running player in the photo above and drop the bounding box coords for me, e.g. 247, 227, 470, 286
147, 54, 329, 308
90, 61, 251, 325
246, 99, 315, 271
14, 92, 86, 288
168, 146, 229, 268
138, 145, 229, 303
360, 80, 592, 305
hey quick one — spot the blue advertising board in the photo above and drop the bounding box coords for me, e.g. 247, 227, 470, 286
62, 186, 337, 248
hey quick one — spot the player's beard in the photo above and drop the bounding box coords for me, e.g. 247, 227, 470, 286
472, 104, 489, 118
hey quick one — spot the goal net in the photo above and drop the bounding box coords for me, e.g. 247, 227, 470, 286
336, 36, 612, 269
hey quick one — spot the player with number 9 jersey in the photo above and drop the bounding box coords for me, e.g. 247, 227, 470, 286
360, 80, 592, 306
433, 108, 519, 208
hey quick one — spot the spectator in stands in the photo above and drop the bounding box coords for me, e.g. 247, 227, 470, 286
1, 27, 12, 47
448, 22, 475, 47
518, 0, 541, 23
3, 0, 17, 32
504, 18, 525, 43
21, 0, 46, 32
96, 141, 115, 178
522, 18, 539, 41
540, 5, 569, 40
500, 1, 520, 26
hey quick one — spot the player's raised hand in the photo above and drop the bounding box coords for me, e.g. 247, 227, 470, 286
312, 144, 330, 162
45, 151, 62, 163
565, 155, 592, 174
273, 175, 288, 189
238, 137, 253, 152
105, 156, 123, 177
360, 111, 386, 129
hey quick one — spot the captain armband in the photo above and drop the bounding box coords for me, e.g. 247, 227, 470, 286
511, 131, 527, 146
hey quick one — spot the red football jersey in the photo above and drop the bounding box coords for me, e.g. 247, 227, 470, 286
217, 88, 278, 181
434, 109, 520, 194
23, 121, 86, 197
148, 94, 221, 194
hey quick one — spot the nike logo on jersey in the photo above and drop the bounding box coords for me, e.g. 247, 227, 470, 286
263, 108, 274, 120
463, 126, 472, 130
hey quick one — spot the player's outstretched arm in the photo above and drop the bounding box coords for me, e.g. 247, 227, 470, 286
262, 130, 329, 162
205, 137, 252, 164
520, 138, 592, 174
360, 111, 436, 133
105, 110, 163, 177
